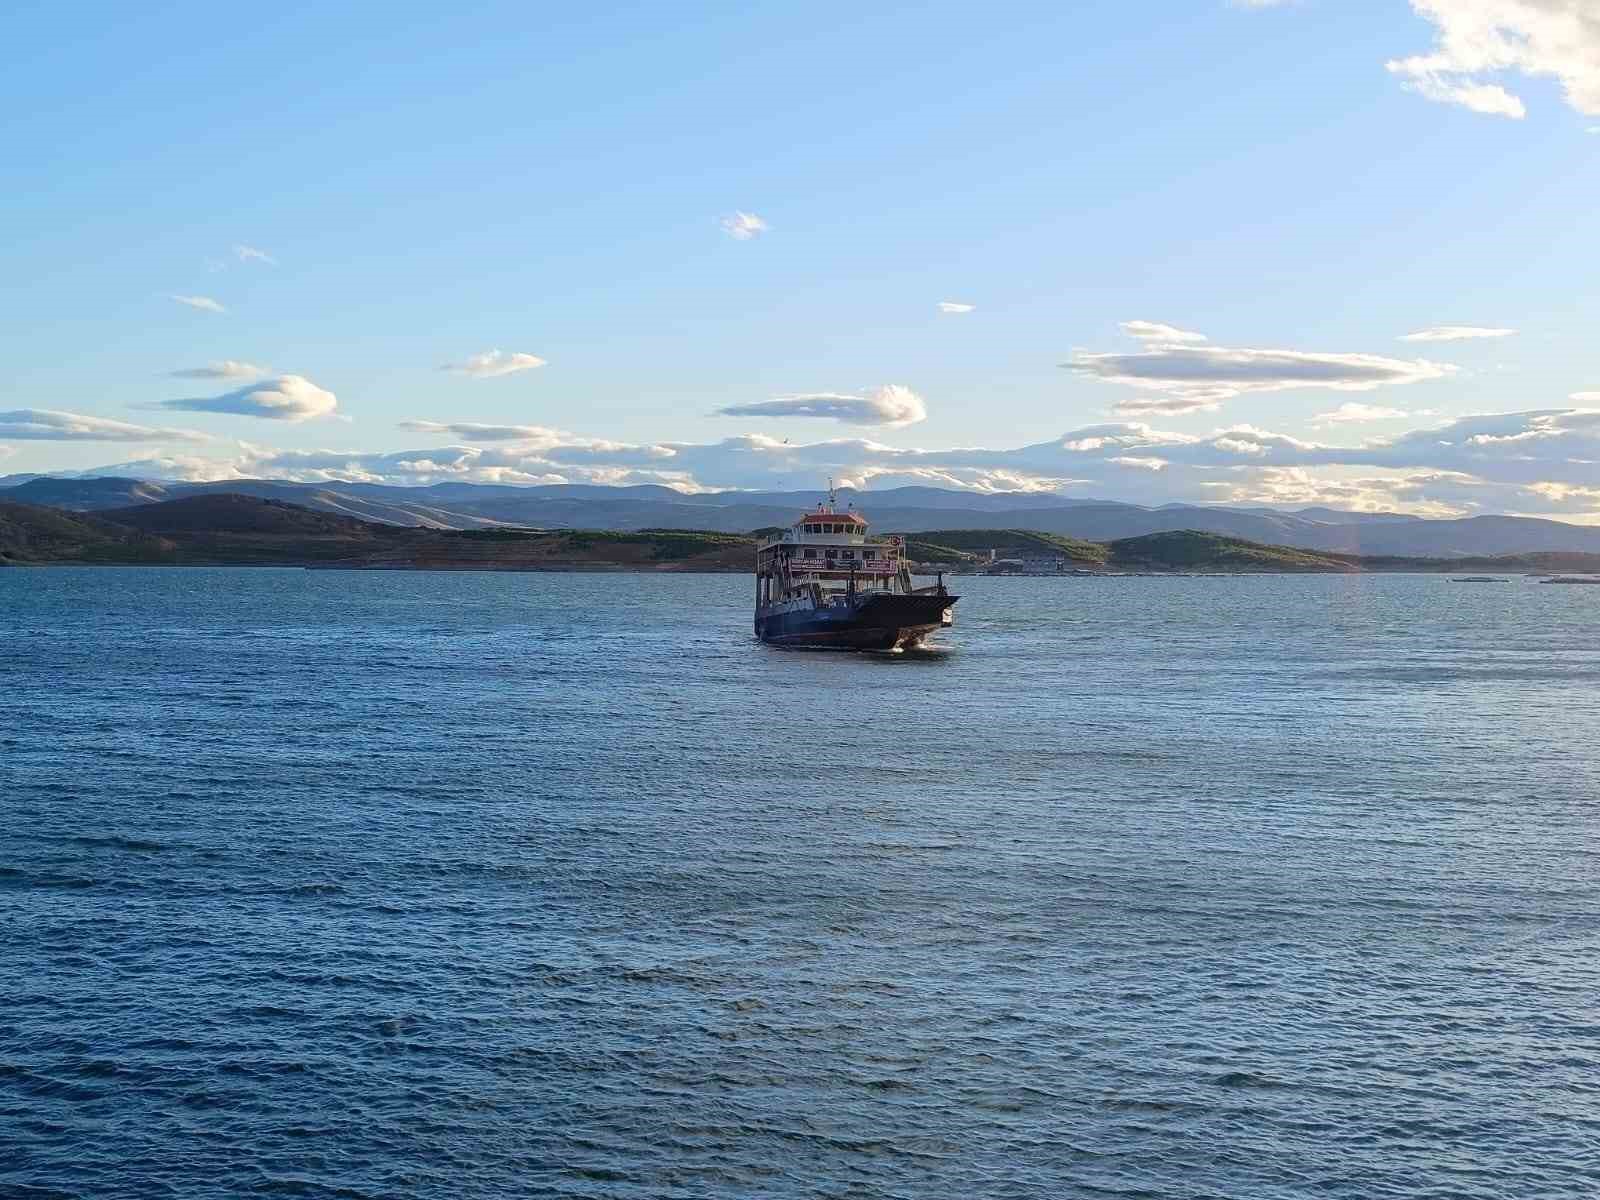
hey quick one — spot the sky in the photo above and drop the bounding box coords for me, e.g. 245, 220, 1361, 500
3, 0, 1599, 519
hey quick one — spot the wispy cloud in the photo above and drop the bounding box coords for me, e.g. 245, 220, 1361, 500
1391, 71, 1527, 118
1400, 324, 1516, 342
938, 301, 975, 314
1066, 323, 1454, 415
1107, 455, 1169, 471
1387, 1, 1600, 120
717, 384, 928, 428
721, 211, 769, 240
1121, 320, 1207, 344
234, 244, 276, 265
399, 420, 569, 443
170, 294, 226, 314
168, 360, 268, 381
0, 409, 209, 442
154, 374, 338, 422
440, 350, 547, 379
1313, 402, 1412, 425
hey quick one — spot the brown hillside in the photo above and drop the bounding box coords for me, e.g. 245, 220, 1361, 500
106, 494, 384, 536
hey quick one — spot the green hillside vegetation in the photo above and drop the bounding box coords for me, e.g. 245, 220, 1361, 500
0, 497, 754, 571
1106, 531, 1354, 572
0, 502, 174, 565
590, 528, 755, 560
902, 528, 1109, 564
8, 496, 1600, 575
897, 527, 1600, 575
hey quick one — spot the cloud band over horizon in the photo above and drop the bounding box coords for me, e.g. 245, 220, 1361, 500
50, 405, 1600, 524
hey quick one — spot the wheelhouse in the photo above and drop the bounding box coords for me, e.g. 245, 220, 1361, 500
754, 499, 914, 611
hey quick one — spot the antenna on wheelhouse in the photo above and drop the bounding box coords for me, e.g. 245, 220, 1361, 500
827, 477, 837, 509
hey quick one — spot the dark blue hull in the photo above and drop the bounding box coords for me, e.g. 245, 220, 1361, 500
755, 592, 957, 650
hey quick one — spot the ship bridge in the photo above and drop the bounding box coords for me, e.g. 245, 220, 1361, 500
794, 509, 867, 538
754, 494, 911, 609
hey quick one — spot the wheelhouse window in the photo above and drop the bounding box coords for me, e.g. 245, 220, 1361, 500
803, 549, 817, 559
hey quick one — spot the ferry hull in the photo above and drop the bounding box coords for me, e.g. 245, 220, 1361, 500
756, 593, 958, 651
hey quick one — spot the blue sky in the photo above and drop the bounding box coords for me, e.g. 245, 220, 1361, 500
3, 1, 1599, 517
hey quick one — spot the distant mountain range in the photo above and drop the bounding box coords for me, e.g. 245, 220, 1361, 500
4, 474, 1600, 558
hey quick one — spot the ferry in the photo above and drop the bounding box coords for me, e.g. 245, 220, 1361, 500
754, 487, 957, 650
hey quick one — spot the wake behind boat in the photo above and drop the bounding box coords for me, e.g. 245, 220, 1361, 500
755, 488, 957, 650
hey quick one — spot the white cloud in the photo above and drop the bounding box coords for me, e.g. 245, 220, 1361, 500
1107, 456, 1169, 471
1212, 436, 1268, 455
1459, 407, 1600, 446
1059, 423, 1198, 453
717, 384, 928, 428
398, 420, 569, 443
155, 374, 338, 422
170, 294, 226, 314
204, 246, 275, 272
1388, 1, 1600, 120
169, 360, 268, 380
1524, 480, 1600, 503
1200, 466, 1488, 518
1400, 324, 1516, 341
59, 404, 1600, 522
1121, 320, 1208, 343
0, 409, 209, 443
398, 421, 680, 468
1067, 323, 1455, 415
441, 350, 547, 378
1392, 70, 1528, 117
938, 301, 976, 314
721, 211, 769, 240
107, 442, 697, 490
1105, 391, 1237, 416
1313, 402, 1413, 424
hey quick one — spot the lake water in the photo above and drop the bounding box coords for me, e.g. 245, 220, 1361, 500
4, 568, 1599, 1198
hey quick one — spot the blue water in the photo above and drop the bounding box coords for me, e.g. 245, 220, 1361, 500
4, 568, 1600, 1198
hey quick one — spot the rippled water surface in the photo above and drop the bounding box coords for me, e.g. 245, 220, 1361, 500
5, 568, 1600, 1198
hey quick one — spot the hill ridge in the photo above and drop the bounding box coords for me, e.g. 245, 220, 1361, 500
7, 494, 1600, 575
